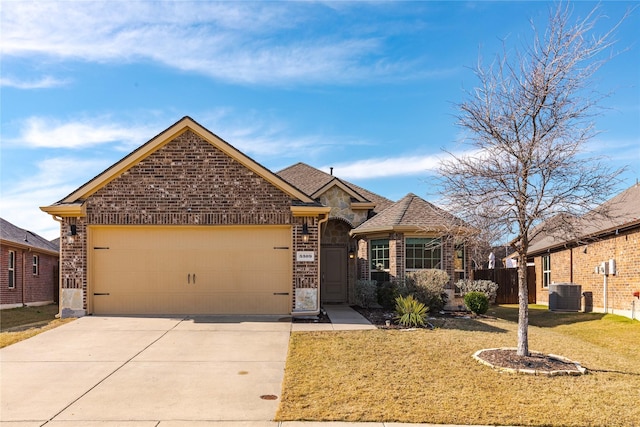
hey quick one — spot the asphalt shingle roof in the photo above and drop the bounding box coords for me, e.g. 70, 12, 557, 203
352, 193, 465, 233
527, 183, 640, 254
0, 218, 59, 254
276, 162, 394, 213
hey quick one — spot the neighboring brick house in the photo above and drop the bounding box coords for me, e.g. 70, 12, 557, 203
1, 218, 59, 309
527, 183, 640, 319
41, 117, 471, 317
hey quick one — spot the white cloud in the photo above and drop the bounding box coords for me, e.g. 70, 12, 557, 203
324, 154, 445, 180
11, 116, 159, 149
192, 109, 370, 161
0, 75, 69, 89
585, 136, 640, 161
0, 1, 426, 85
1, 157, 112, 240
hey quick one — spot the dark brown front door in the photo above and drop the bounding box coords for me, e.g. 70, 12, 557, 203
321, 246, 347, 303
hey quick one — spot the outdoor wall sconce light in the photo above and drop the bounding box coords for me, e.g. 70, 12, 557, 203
349, 250, 355, 259
66, 224, 77, 244
301, 223, 310, 243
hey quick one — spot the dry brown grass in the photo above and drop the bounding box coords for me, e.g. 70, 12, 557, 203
0, 304, 74, 348
277, 305, 640, 426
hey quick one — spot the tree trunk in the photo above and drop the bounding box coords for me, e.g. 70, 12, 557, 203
517, 254, 529, 356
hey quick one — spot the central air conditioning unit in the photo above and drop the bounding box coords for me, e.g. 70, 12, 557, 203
549, 283, 582, 312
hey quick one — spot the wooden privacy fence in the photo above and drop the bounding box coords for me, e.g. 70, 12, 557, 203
472, 266, 536, 304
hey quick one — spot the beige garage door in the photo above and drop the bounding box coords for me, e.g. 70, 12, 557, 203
89, 226, 292, 315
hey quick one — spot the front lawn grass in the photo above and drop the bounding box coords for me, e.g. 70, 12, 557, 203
0, 304, 74, 348
276, 305, 640, 426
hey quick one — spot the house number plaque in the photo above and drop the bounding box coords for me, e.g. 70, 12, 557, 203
296, 251, 315, 262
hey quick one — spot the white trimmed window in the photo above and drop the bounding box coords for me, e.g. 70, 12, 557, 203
370, 239, 390, 272
542, 255, 551, 288
405, 237, 442, 270
33, 255, 39, 276
8, 250, 16, 288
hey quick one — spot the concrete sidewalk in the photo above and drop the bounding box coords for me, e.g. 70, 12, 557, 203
291, 304, 377, 332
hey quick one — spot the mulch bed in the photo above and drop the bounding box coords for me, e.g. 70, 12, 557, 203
475, 348, 585, 375
352, 306, 475, 329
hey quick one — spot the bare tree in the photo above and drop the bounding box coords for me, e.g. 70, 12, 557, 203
439, 3, 628, 356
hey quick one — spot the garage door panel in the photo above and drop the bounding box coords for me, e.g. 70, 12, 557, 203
90, 226, 292, 315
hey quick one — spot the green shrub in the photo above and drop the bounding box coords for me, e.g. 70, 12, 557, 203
394, 295, 428, 327
377, 281, 399, 310
456, 279, 499, 303
394, 278, 413, 298
354, 280, 378, 308
464, 291, 489, 315
406, 269, 450, 312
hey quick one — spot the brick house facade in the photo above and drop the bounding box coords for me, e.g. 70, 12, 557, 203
42, 117, 328, 317
528, 184, 640, 319
1, 218, 59, 309
42, 117, 470, 317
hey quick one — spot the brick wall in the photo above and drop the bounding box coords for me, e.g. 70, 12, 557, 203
441, 236, 455, 288
534, 257, 548, 305
1, 245, 57, 307
293, 216, 319, 291
535, 227, 640, 317
59, 130, 309, 313
357, 238, 369, 280
86, 131, 292, 225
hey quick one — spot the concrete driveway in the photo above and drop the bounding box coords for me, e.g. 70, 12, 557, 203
0, 315, 291, 425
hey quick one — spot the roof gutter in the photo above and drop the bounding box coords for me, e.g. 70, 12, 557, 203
527, 220, 640, 257
350, 224, 469, 238
40, 202, 86, 218
0, 238, 59, 257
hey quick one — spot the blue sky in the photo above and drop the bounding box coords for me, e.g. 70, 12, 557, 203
1, 1, 638, 240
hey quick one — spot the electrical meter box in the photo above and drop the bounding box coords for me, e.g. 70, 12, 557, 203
599, 262, 609, 275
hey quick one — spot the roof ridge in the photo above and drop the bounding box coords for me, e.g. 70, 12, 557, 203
392, 193, 415, 225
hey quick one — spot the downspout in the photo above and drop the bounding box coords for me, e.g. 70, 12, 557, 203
603, 273, 608, 314
22, 251, 26, 307
569, 247, 573, 283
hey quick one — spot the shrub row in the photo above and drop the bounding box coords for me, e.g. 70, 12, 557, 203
455, 279, 499, 304
356, 269, 450, 313
357, 275, 499, 316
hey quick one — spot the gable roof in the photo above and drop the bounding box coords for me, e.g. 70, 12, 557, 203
277, 162, 394, 213
0, 218, 59, 255
41, 117, 321, 217
527, 183, 640, 255
351, 193, 467, 236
